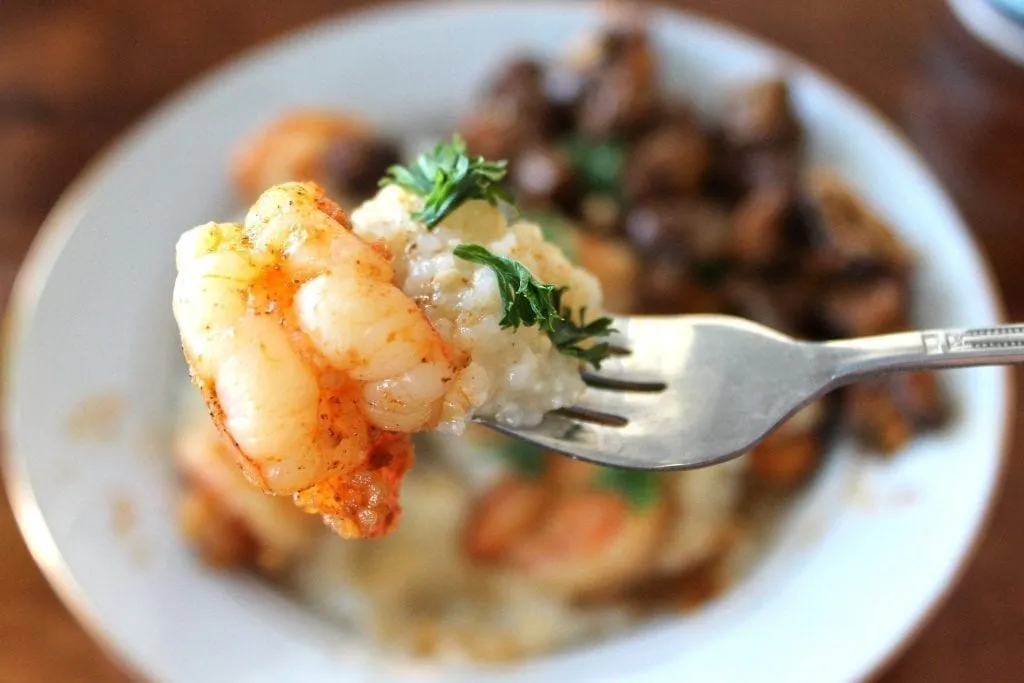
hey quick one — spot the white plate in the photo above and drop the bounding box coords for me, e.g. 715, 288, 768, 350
3, 2, 1012, 682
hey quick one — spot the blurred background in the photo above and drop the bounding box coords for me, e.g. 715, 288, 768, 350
1, 1, 1023, 681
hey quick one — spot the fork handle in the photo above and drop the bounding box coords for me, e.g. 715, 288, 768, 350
824, 323, 1024, 382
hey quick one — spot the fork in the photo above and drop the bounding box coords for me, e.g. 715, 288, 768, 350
472, 314, 1021, 470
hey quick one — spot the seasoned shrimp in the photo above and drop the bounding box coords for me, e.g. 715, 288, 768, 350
294, 430, 414, 538
463, 459, 669, 599
175, 418, 320, 573
232, 112, 370, 200
173, 181, 459, 537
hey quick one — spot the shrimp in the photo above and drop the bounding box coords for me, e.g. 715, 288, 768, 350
232, 112, 370, 200
463, 458, 669, 599
293, 430, 414, 539
172, 181, 459, 537
175, 418, 320, 573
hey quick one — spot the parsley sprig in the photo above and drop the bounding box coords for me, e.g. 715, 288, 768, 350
453, 244, 615, 368
380, 135, 514, 229
593, 468, 660, 509
382, 137, 614, 367
495, 440, 545, 477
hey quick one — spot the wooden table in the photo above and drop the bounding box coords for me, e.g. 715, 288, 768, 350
1, 1, 1022, 680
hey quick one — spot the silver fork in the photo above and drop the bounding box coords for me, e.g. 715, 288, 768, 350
473, 314, 1021, 470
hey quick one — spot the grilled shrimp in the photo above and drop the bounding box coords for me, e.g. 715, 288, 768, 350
463, 458, 669, 599
175, 418, 320, 573
232, 112, 370, 200
293, 430, 414, 538
172, 181, 459, 537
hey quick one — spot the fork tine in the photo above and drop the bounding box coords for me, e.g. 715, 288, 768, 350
474, 410, 697, 471
581, 371, 666, 392
569, 385, 663, 423
473, 412, 644, 469
553, 405, 628, 426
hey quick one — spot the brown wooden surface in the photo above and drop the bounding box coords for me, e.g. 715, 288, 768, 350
1, 1, 1022, 680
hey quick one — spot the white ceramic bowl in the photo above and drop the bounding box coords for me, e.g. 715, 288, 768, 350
3, 3, 1011, 682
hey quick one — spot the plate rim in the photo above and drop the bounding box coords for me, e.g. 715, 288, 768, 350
2, 1, 1014, 681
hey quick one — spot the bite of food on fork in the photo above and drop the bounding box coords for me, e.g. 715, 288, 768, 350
173, 135, 1020, 541
172, 136, 616, 539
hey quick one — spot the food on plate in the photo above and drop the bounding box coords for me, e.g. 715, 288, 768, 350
175, 413, 320, 573
232, 111, 402, 203
172, 138, 613, 538
171, 18, 951, 661
458, 24, 948, 457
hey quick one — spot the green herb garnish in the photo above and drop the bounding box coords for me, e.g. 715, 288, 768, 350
593, 467, 660, 509
494, 438, 545, 477
380, 135, 514, 229
563, 134, 627, 200
453, 243, 615, 368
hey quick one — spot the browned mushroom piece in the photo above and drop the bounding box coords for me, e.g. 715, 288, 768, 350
722, 79, 802, 150
544, 62, 589, 134
625, 199, 731, 263
650, 101, 702, 130
705, 79, 804, 199
625, 202, 688, 256
739, 147, 802, 193
845, 381, 914, 453
622, 200, 729, 315
747, 431, 822, 489
623, 122, 711, 202
844, 371, 948, 454
510, 145, 577, 210
704, 129, 802, 201
801, 171, 914, 276
625, 200, 733, 313
573, 28, 660, 138
815, 275, 908, 338
701, 127, 741, 201
728, 185, 792, 268
890, 371, 951, 430
636, 257, 721, 314
459, 103, 527, 162
488, 58, 552, 116
708, 130, 802, 197
459, 57, 553, 161
322, 135, 401, 199
721, 275, 805, 336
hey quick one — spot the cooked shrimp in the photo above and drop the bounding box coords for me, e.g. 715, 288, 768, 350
293, 430, 414, 538
462, 477, 550, 561
232, 112, 370, 200
507, 489, 668, 599
175, 418, 320, 573
463, 464, 669, 599
172, 181, 458, 537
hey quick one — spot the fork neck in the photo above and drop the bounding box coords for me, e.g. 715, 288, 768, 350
824, 325, 1024, 383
